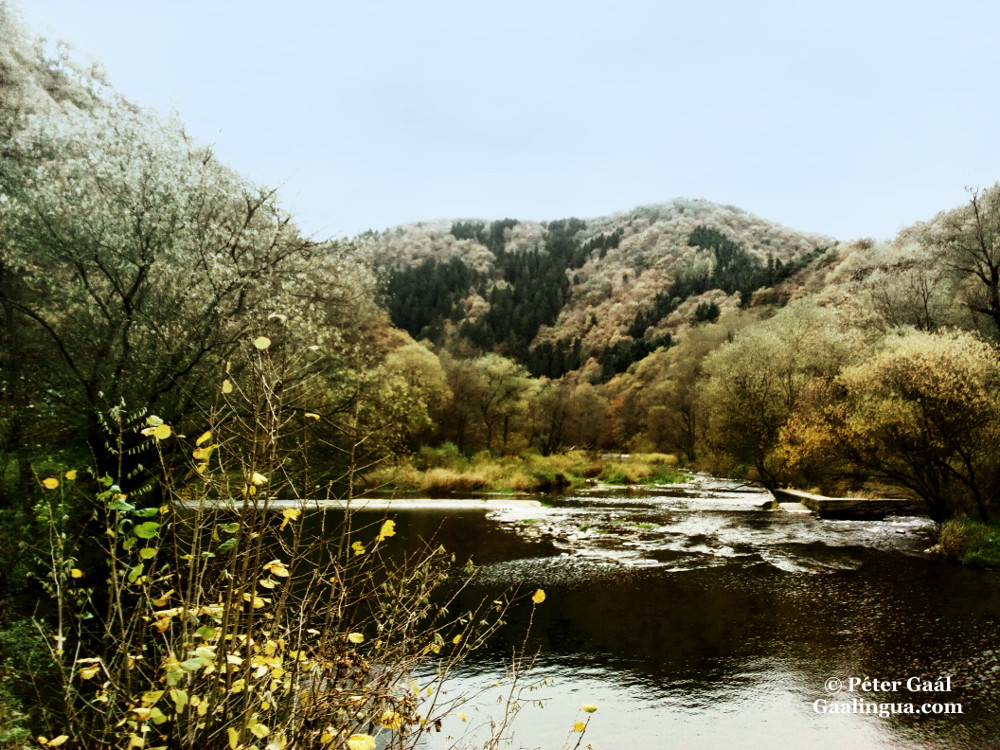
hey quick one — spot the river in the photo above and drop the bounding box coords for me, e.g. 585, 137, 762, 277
342, 476, 1000, 750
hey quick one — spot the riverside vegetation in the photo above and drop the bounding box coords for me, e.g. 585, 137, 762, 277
3, 3, 1000, 746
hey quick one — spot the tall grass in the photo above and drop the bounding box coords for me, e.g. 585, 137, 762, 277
366, 450, 687, 496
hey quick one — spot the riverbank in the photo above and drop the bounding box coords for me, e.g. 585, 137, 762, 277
363, 449, 688, 497
938, 517, 1000, 567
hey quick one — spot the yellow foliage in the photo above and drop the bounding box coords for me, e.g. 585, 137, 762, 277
279, 508, 300, 530
531, 589, 545, 604
380, 710, 403, 730
262, 559, 290, 577
346, 734, 376, 750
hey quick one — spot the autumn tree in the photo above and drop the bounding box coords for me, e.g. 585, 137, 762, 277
919, 184, 1000, 336
470, 354, 533, 455
631, 314, 744, 461
834, 239, 958, 333
698, 300, 862, 487
782, 330, 1000, 522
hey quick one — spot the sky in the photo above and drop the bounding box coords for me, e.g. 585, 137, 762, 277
17, 0, 1000, 242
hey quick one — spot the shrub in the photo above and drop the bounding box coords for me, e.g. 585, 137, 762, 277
14, 345, 513, 750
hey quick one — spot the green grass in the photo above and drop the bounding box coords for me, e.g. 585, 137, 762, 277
938, 517, 1000, 568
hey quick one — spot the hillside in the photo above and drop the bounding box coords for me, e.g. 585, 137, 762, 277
364, 199, 833, 379
0, 3, 106, 115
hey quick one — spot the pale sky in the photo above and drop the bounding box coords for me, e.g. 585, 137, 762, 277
17, 0, 1000, 242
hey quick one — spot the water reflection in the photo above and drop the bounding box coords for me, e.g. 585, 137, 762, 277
323, 479, 1000, 749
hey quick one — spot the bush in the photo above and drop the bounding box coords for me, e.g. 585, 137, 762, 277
412, 442, 465, 471
939, 518, 1000, 568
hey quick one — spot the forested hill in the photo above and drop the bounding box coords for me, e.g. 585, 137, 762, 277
363, 200, 833, 380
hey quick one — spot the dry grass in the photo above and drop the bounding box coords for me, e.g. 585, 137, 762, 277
365, 450, 685, 496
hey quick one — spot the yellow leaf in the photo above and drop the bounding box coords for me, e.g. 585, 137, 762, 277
304, 412, 321, 420
351, 541, 365, 556
377, 519, 396, 541
249, 722, 269, 739
131, 707, 152, 721
452, 634, 462, 644
380, 710, 403, 730
279, 508, 300, 531
70, 568, 83, 579
222, 379, 234, 394
47, 736, 69, 748
153, 424, 172, 440
42, 477, 60, 490
253, 336, 271, 351
573, 721, 586, 732
153, 589, 174, 607
262, 559, 290, 577
346, 735, 376, 750
78, 665, 100, 680
258, 577, 277, 589
532, 588, 546, 605
196, 430, 212, 446
192, 445, 214, 460
251, 472, 267, 486
227, 727, 239, 750
64, 470, 77, 480
459, 713, 467, 722
581, 703, 598, 713
242, 593, 266, 609
347, 632, 364, 644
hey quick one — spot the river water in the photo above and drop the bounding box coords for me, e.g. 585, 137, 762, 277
346, 476, 1000, 750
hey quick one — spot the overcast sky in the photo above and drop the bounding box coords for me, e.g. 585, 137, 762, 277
17, 0, 1000, 242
